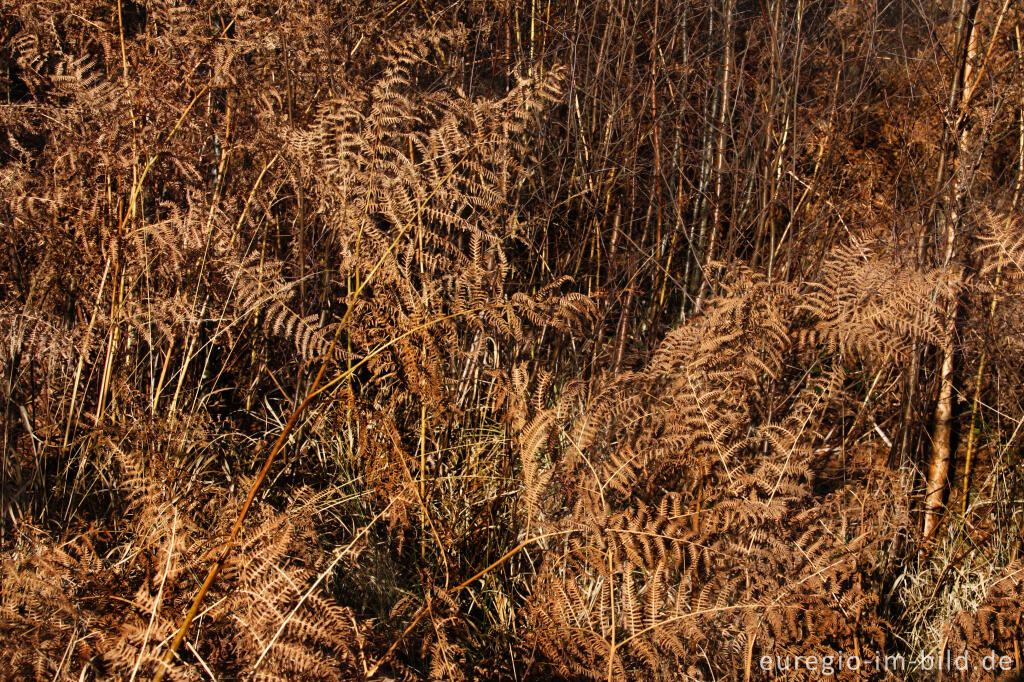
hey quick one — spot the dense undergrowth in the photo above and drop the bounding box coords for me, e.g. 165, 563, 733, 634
1, 0, 1023, 679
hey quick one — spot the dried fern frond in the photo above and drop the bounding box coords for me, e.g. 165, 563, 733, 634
523, 269, 913, 680
796, 244, 956, 360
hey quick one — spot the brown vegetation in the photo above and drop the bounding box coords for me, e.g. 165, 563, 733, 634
1, 0, 1022, 679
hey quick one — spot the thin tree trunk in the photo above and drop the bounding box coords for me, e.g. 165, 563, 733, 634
922, 0, 980, 539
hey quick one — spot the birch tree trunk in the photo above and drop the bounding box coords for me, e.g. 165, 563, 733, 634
922, 0, 981, 539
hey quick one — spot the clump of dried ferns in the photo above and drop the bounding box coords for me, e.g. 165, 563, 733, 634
515, 257, 964, 680
1, 428, 368, 680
